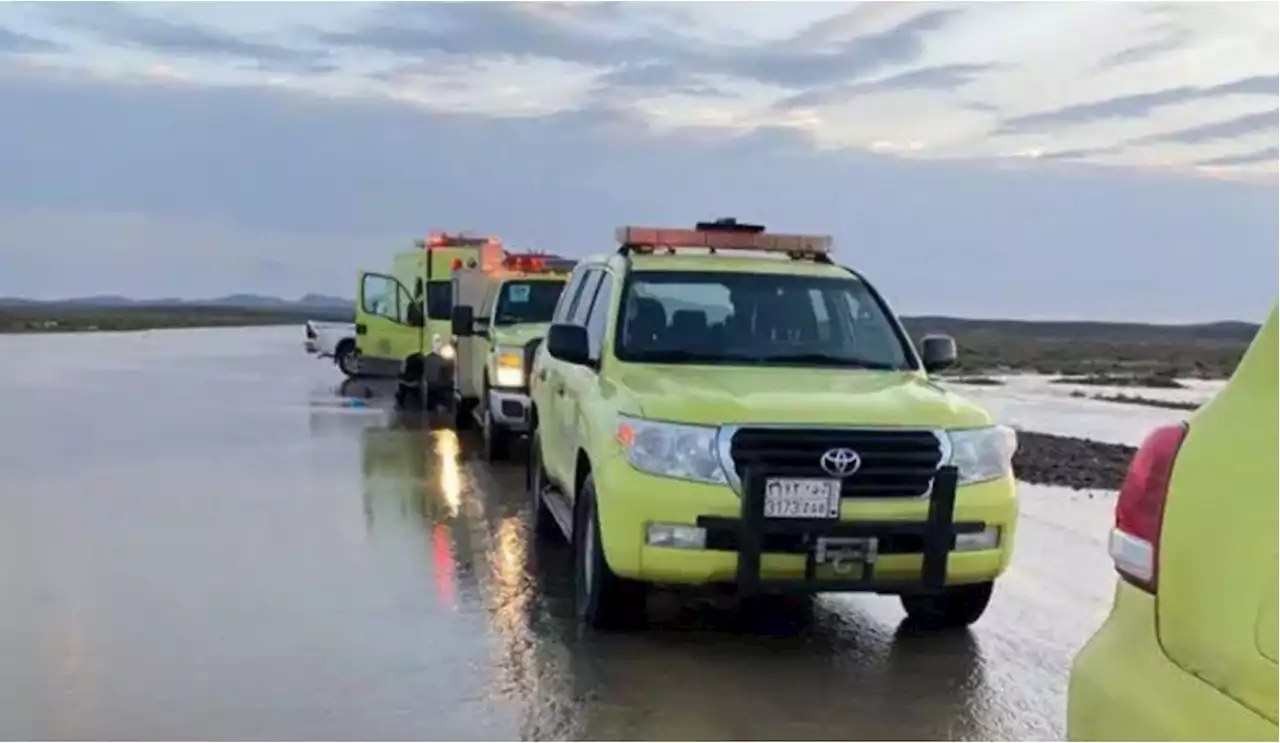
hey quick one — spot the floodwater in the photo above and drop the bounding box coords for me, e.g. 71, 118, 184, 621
0, 327, 1117, 741
942, 374, 1216, 447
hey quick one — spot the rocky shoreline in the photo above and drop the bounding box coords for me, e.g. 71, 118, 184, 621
1013, 431, 1136, 491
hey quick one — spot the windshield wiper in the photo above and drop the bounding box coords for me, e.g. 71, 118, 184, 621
755, 353, 901, 370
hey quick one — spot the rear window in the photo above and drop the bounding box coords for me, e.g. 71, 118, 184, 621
425, 281, 452, 320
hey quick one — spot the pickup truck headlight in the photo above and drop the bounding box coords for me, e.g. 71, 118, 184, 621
946, 425, 1017, 485
616, 415, 728, 485
492, 346, 524, 389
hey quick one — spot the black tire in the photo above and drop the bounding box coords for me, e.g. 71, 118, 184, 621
480, 391, 512, 462
454, 397, 476, 431
574, 473, 647, 631
900, 581, 994, 629
335, 341, 359, 378
527, 429, 561, 541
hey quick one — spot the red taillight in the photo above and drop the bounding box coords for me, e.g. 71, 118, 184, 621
1110, 422, 1188, 593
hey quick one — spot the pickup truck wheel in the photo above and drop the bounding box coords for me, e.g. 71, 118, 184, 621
527, 429, 561, 541
481, 397, 512, 462
900, 581, 994, 629
335, 342, 359, 378
574, 473, 646, 631
454, 398, 476, 431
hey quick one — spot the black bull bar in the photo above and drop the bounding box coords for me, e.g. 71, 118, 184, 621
695, 466, 973, 597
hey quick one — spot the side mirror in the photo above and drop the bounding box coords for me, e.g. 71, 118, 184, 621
545, 323, 591, 367
920, 334, 957, 373
452, 306, 474, 337
406, 302, 424, 328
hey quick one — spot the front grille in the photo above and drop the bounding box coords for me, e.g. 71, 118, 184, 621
729, 428, 943, 498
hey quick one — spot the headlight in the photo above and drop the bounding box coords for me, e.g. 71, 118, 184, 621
946, 425, 1017, 485
430, 334, 455, 361
492, 346, 524, 388
616, 415, 728, 485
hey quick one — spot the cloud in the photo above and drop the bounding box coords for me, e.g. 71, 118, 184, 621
777, 63, 1001, 110
0, 26, 61, 55
1135, 107, 1278, 145
0, 66, 1275, 323
38, 2, 326, 69
1198, 146, 1279, 168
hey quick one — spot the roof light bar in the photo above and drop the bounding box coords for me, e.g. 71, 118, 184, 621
616, 223, 833, 256
424, 231, 500, 249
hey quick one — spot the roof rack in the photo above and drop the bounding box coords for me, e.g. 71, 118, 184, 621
615, 218, 833, 261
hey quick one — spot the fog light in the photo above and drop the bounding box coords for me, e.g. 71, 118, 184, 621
955, 527, 999, 552
646, 523, 706, 549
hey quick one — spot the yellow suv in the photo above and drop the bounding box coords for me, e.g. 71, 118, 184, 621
526, 219, 1019, 630
1067, 305, 1278, 741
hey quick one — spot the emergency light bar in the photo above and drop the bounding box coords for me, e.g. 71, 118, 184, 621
502, 252, 577, 274
421, 231, 500, 249
616, 219, 833, 257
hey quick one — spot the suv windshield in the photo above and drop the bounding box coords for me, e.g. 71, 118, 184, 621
614, 271, 914, 370
493, 280, 565, 326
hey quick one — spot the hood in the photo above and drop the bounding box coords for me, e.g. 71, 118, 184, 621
611, 364, 992, 428
489, 323, 550, 349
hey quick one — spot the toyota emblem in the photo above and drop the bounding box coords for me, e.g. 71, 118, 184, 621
819, 447, 862, 478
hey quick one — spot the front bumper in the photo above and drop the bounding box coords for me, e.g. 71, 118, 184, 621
487, 388, 530, 432
593, 457, 1017, 592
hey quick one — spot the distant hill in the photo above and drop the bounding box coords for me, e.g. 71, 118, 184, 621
0, 293, 355, 311
0, 293, 1261, 343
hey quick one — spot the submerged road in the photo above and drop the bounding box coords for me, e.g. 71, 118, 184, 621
0, 327, 1116, 741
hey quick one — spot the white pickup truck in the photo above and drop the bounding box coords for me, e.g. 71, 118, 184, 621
304, 320, 359, 377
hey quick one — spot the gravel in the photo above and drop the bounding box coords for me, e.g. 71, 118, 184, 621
1013, 431, 1136, 491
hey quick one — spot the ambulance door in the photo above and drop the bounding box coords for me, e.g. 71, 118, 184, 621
356, 271, 421, 377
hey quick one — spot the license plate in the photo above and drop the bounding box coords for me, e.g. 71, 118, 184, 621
763, 478, 842, 520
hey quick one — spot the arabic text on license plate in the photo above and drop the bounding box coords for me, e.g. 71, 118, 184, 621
763, 478, 841, 519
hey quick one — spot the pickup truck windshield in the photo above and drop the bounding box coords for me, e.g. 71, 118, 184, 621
614, 271, 914, 370
493, 280, 565, 326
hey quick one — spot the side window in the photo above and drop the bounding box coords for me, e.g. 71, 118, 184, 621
552, 269, 589, 323
395, 283, 416, 325
585, 273, 614, 361
809, 288, 832, 343
569, 270, 602, 327
361, 274, 398, 319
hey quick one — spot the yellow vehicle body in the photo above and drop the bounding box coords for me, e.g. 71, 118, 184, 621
1067, 305, 1278, 741
451, 262, 570, 460
527, 221, 1020, 630
353, 236, 502, 388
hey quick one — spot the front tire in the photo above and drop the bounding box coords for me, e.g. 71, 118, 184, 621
335, 341, 359, 378
480, 391, 513, 462
900, 581, 994, 629
574, 473, 647, 631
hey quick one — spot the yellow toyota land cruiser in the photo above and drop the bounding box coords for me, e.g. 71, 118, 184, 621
1067, 305, 1278, 741
526, 218, 1019, 631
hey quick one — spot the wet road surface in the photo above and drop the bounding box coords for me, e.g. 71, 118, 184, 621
0, 327, 1116, 740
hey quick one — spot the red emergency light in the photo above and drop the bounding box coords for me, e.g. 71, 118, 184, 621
503, 254, 546, 273
424, 231, 499, 249
450, 258, 464, 271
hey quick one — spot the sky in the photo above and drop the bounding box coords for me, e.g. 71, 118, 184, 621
0, 1, 1276, 322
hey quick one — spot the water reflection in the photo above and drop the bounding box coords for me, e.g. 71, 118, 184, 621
354, 419, 1004, 741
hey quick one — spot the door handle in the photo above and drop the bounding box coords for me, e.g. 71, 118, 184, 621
555, 384, 566, 396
